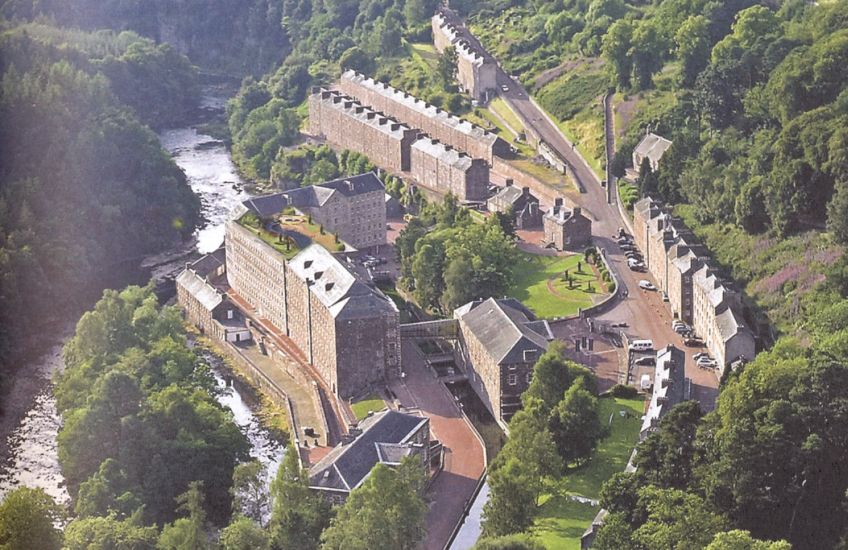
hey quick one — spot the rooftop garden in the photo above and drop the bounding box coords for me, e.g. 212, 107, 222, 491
237, 210, 344, 259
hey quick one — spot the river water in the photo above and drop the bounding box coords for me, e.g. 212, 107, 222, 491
0, 90, 283, 513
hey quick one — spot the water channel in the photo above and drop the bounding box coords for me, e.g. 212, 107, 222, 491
0, 88, 283, 515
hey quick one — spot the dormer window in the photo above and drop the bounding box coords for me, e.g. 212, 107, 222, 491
314, 271, 324, 280
325, 282, 335, 291
304, 260, 313, 268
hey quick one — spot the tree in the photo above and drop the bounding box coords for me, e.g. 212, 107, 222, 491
676, 16, 711, 88
602, 19, 634, 90
442, 252, 476, 311
706, 530, 791, 550
320, 461, 427, 550
339, 47, 374, 74
599, 472, 642, 524
634, 400, 702, 490
231, 460, 270, 526
412, 242, 445, 309
481, 456, 539, 538
64, 513, 158, 550
472, 532, 545, 549
631, 21, 665, 90
219, 516, 271, 550
637, 157, 658, 197
523, 342, 588, 411
632, 487, 728, 550
489, 209, 516, 239
593, 512, 639, 550
438, 46, 458, 86
0, 487, 63, 550
157, 482, 209, 550
404, 0, 438, 26
828, 176, 848, 245
550, 379, 604, 465
270, 445, 330, 550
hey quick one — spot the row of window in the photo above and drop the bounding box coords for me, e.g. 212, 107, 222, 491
506, 372, 532, 386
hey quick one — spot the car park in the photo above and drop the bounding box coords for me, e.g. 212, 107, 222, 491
635, 356, 656, 366
639, 280, 656, 291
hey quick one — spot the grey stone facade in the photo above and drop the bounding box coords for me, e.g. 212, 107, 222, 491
410, 138, 489, 201
632, 197, 756, 374
224, 220, 400, 399
338, 70, 510, 164
487, 182, 542, 229
543, 198, 592, 250
454, 298, 553, 426
241, 172, 387, 250
432, 9, 498, 102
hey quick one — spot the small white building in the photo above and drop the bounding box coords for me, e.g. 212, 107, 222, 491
633, 132, 673, 172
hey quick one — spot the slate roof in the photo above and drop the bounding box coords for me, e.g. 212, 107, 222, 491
490, 185, 538, 209
634, 133, 673, 166
176, 269, 223, 312
545, 206, 588, 226
411, 138, 475, 171
457, 297, 551, 365
241, 173, 385, 218
288, 245, 397, 319
715, 306, 749, 342
308, 410, 428, 492
189, 248, 226, 278
640, 345, 685, 439
341, 70, 502, 148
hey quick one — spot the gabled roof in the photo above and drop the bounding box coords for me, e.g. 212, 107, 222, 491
715, 306, 749, 342
189, 248, 226, 278
490, 185, 537, 208
308, 410, 428, 492
634, 133, 673, 166
411, 138, 476, 171
176, 269, 223, 312
640, 345, 685, 438
240, 173, 385, 218
457, 297, 550, 365
288, 245, 397, 319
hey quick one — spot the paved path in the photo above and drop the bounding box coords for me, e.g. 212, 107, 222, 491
391, 341, 486, 550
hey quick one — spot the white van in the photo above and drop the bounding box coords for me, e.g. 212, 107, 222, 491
640, 374, 652, 391
629, 339, 654, 352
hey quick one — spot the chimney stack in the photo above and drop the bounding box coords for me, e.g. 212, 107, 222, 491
522, 186, 530, 196
505, 179, 514, 187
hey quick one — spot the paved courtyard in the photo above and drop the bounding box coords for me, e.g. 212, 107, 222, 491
390, 340, 486, 550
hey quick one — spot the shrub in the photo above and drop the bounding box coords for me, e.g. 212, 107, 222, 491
610, 384, 638, 398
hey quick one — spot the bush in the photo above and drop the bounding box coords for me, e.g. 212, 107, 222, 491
610, 384, 638, 398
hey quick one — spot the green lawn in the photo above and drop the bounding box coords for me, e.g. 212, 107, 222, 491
351, 394, 386, 421
618, 179, 639, 211
532, 397, 645, 549
509, 253, 606, 319
489, 97, 524, 134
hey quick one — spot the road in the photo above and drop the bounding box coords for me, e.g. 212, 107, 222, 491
501, 81, 718, 407
456, 18, 719, 409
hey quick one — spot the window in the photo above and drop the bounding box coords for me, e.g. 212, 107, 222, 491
525, 372, 532, 383
507, 374, 517, 386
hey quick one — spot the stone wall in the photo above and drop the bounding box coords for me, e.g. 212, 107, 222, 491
456, 318, 501, 421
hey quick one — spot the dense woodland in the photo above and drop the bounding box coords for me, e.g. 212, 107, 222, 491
0, 23, 201, 388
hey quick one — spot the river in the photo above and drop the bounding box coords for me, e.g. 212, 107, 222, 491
0, 89, 283, 514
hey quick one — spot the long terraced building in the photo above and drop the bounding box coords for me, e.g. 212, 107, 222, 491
338, 70, 510, 164
309, 87, 491, 201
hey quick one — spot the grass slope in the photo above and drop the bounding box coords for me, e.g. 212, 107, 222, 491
532, 396, 645, 549
350, 394, 386, 420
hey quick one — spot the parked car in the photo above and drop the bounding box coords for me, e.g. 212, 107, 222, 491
625, 251, 642, 260
635, 356, 656, 366
500, 84, 509, 92
610, 322, 628, 328
620, 243, 636, 251
684, 337, 704, 347
697, 356, 716, 367
693, 352, 708, 361
662, 291, 669, 302
639, 280, 657, 291
628, 258, 644, 267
